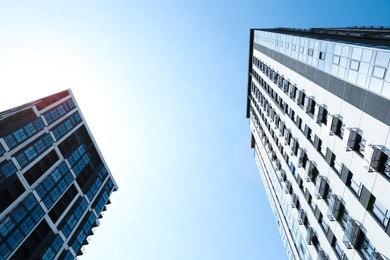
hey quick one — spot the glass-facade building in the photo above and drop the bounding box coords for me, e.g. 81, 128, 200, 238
0, 90, 118, 259
246, 27, 390, 259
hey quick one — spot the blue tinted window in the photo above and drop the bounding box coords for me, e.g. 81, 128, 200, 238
16, 153, 28, 167
12, 205, 27, 223
0, 216, 15, 238
4, 135, 17, 149
0, 243, 11, 260
13, 129, 27, 143
1, 161, 17, 178
0, 143, 5, 154
7, 229, 23, 250
24, 194, 38, 210
24, 146, 38, 160
19, 216, 34, 235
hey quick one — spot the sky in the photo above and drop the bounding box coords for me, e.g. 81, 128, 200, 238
0, 1, 389, 259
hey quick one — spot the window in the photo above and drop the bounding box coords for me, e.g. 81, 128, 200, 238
372, 199, 390, 228
317, 105, 328, 125
330, 115, 343, 136
373, 66, 386, 79
350, 60, 360, 71
332, 55, 340, 65
308, 48, 314, 56
297, 91, 306, 106
319, 52, 325, 60
306, 97, 316, 115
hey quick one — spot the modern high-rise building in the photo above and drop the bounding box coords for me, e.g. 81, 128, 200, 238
246, 27, 390, 260
0, 90, 118, 259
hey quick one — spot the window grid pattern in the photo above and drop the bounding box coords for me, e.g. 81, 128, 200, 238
254, 30, 390, 99
60, 198, 88, 238
0, 194, 44, 259
94, 178, 114, 215
249, 73, 386, 258
41, 234, 64, 260
0, 160, 18, 182
3, 117, 45, 150
86, 167, 108, 202
15, 134, 54, 168
0, 143, 5, 155
52, 112, 82, 141
43, 99, 76, 125
66, 145, 90, 177
71, 212, 97, 254
35, 162, 74, 210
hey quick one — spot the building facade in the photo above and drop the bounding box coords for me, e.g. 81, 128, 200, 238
0, 90, 118, 259
246, 27, 390, 260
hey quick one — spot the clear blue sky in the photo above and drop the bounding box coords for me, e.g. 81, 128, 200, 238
0, 1, 389, 259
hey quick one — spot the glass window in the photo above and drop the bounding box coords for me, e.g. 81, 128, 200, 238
1, 161, 17, 178
375, 51, 390, 67
369, 77, 383, 93
334, 44, 342, 55
319, 52, 325, 60
362, 49, 372, 62
372, 199, 390, 227
382, 82, 390, 99
13, 129, 27, 143
352, 47, 363, 60
350, 60, 360, 71
342, 46, 350, 57
373, 66, 386, 79
332, 55, 340, 64
0, 216, 16, 238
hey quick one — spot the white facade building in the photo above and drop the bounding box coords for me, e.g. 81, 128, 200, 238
246, 27, 390, 260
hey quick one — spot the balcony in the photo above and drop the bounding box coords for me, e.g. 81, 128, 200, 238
327, 195, 344, 221
343, 218, 363, 249
315, 176, 329, 199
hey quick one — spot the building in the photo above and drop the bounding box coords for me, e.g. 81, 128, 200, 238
246, 27, 390, 260
0, 90, 118, 259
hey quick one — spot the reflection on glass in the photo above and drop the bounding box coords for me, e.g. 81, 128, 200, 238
369, 77, 383, 94
352, 47, 362, 60
340, 57, 348, 68
348, 70, 358, 84
373, 66, 386, 79
357, 73, 367, 87
334, 44, 342, 55
375, 51, 390, 67
382, 82, 390, 99
333, 55, 340, 64
362, 49, 372, 63
342, 45, 350, 57
359, 62, 369, 74
350, 60, 360, 71
338, 67, 346, 78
